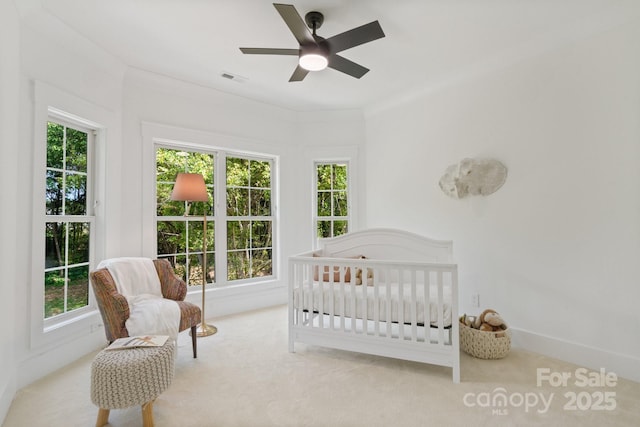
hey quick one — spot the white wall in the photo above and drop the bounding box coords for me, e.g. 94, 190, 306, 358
364, 18, 640, 381
0, 0, 20, 422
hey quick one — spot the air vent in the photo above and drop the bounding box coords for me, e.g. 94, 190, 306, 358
220, 71, 247, 83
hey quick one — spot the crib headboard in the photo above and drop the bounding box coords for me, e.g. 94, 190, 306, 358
317, 228, 453, 263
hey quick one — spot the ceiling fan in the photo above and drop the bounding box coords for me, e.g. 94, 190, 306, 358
240, 3, 385, 82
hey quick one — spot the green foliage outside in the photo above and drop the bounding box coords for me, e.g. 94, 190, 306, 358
44, 122, 91, 319
156, 148, 273, 285
316, 163, 349, 238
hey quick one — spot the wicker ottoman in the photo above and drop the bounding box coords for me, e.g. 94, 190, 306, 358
90, 341, 176, 427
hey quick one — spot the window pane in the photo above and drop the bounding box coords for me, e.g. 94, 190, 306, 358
317, 192, 331, 216
157, 149, 215, 217
156, 148, 187, 182
227, 188, 249, 216
65, 128, 88, 172
334, 220, 348, 236
46, 122, 64, 169
250, 160, 271, 188
171, 255, 188, 283
46, 170, 63, 215
187, 228, 204, 252
251, 189, 271, 216
227, 221, 250, 250
67, 265, 89, 311
251, 220, 272, 248
333, 191, 348, 216
188, 254, 206, 286
252, 249, 272, 277
156, 183, 184, 216
188, 220, 214, 252
187, 152, 214, 182
227, 251, 249, 281
68, 222, 90, 264
317, 164, 331, 190
333, 164, 348, 190
45, 222, 66, 268
157, 221, 186, 255
65, 173, 87, 215
226, 157, 249, 186
44, 270, 66, 319
317, 221, 332, 238
189, 197, 213, 216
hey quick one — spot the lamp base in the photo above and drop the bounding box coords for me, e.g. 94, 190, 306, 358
192, 323, 217, 337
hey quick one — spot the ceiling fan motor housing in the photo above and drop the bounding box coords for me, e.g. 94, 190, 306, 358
305, 11, 324, 31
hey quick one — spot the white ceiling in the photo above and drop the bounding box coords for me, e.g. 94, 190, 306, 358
17, 0, 640, 111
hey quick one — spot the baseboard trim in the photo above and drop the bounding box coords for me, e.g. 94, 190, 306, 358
0, 378, 16, 427
511, 327, 640, 383
184, 281, 287, 320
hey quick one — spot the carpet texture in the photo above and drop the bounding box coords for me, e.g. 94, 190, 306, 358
3, 305, 639, 426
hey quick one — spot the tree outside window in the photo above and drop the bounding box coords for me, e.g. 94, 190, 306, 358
156, 148, 215, 286
155, 148, 275, 286
44, 121, 92, 318
316, 162, 349, 238
226, 157, 273, 281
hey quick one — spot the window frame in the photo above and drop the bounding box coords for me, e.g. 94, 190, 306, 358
306, 146, 359, 249
43, 116, 96, 325
313, 160, 351, 240
224, 152, 275, 284
30, 81, 112, 350
155, 146, 216, 287
153, 142, 278, 289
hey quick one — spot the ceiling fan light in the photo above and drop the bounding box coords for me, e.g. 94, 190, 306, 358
299, 53, 328, 71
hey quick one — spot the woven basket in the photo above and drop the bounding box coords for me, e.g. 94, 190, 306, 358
459, 321, 511, 359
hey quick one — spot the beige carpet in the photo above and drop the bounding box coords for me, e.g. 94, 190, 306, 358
3, 305, 639, 427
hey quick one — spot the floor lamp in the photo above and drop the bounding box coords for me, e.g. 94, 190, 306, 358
170, 172, 217, 337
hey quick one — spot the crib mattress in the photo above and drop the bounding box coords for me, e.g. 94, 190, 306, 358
293, 281, 452, 327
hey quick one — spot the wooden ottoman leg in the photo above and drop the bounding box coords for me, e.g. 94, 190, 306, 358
142, 401, 155, 427
96, 408, 110, 427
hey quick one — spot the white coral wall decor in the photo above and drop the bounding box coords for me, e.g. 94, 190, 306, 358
439, 158, 507, 199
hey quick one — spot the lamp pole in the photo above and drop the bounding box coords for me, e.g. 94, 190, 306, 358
170, 172, 217, 337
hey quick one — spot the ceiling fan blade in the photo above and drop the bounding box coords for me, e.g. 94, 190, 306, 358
289, 65, 309, 82
321, 21, 385, 54
274, 3, 315, 46
327, 55, 369, 79
240, 47, 299, 55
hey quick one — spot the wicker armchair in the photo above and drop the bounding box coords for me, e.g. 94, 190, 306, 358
90, 258, 201, 358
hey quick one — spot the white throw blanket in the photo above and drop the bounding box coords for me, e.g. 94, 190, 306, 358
98, 257, 180, 340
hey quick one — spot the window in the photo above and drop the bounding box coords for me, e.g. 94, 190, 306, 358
226, 157, 273, 280
156, 148, 215, 286
44, 119, 94, 320
155, 147, 274, 287
32, 82, 113, 347
315, 162, 349, 238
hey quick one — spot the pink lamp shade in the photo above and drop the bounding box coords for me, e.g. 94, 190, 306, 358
170, 173, 209, 202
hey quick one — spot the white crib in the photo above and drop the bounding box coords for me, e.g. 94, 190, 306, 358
288, 228, 460, 383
